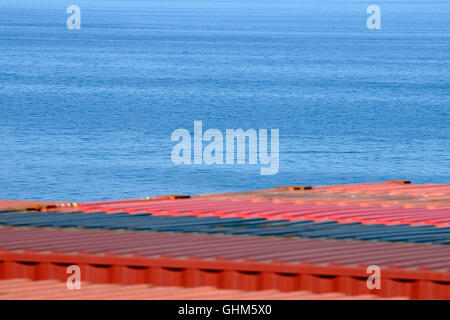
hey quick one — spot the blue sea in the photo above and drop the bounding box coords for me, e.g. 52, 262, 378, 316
0, 0, 449, 201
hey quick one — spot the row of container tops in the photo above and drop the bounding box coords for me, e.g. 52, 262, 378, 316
2, 228, 448, 298
0, 279, 406, 300
2, 227, 449, 272
1, 211, 449, 244
43, 182, 448, 227
0, 181, 448, 299
58, 202, 450, 228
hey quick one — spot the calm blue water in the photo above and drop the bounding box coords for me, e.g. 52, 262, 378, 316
0, 0, 449, 201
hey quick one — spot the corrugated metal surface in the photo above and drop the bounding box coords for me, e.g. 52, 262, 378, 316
1, 249, 448, 299
61, 198, 450, 227
1, 182, 448, 299
1, 211, 449, 244
1, 227, 449, 270
0, 279, 406, 300
0, 227, 449, 299
0, 228, 450, 271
